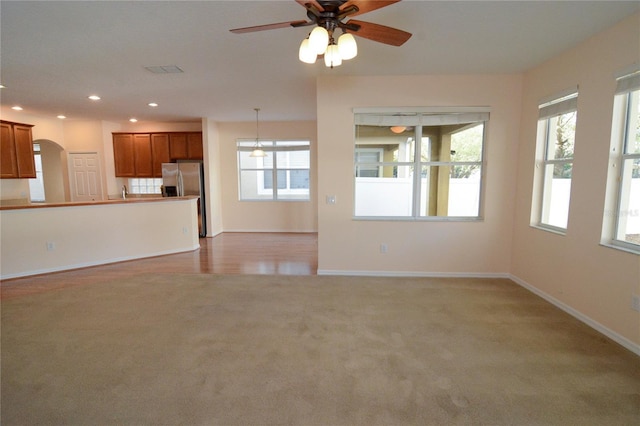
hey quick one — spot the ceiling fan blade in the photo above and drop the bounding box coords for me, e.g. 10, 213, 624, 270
295, 0, 324, 13
230, 20, 310, 34
340, 0, 400, 18
346, 19, 411, 46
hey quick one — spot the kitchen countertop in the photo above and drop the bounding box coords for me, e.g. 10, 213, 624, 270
0, 196, 198, 211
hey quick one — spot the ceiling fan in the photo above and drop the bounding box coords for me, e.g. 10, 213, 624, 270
229, 0, 412, 68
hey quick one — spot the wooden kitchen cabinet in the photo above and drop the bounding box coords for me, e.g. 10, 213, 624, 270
133, 134, 152, 177
169, 133, 188, 160
187, 132, 203, 159
169, 132, 203, 160
113, 131, 203, 177
151, 133, 170, 177
113, 133, 135, 177
1, 120, 35, 179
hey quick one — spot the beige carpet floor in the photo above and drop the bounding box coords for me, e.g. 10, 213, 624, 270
1, 274, 639, 425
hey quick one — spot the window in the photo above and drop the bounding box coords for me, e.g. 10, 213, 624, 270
129, 178, 162, 194
237, 140, 310, 201
533, 90, 578, 231
605, 70, 640, 252
353, 110, 488, 219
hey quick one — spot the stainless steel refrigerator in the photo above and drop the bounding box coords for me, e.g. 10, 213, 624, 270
162, 161, 207, 237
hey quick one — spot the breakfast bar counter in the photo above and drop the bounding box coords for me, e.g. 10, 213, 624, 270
0, 197, 200, 279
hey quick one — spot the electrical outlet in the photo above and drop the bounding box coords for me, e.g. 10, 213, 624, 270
46, 241, 55, 251
326, 195, 336, 205
182, 227, 188, 235
380, 243, 388, 254
632, 294, 640, 312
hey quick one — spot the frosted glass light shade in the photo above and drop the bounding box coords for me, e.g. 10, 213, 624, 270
250, 147, 266, 158
324, 44, 342, 68
309, 26, 329, 55
298, 39, 317, 64
337, 33, 357, 60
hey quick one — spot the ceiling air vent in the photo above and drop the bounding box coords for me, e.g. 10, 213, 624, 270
144, 65, 184, 74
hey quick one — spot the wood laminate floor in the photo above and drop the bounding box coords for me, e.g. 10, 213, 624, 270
0, 232, 318, 299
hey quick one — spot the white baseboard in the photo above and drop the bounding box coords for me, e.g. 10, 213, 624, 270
509, 274, 640, 356
222, 229, 318, 234
317, 269, 510, 279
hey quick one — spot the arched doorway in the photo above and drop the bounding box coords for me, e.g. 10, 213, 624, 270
32, 139, 65, 203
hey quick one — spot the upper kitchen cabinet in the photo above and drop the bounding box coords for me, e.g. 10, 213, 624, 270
133, 134, 153, 177
1, 120, 36, 179
169, 133, 188, 160
113, 133, 136, 177
187, 133, 203, 159
113, 132, 203, 178
169, 132, 203, 161
151, 133, 170, 177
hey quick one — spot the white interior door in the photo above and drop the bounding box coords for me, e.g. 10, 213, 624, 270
68, 152, 104, 202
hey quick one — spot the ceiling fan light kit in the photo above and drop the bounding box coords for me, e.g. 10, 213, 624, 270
231, 0, 411, 69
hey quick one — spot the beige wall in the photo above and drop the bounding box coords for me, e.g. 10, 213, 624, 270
215, 120, 318, 232
511, 13, 640, 346
202, 118, 224, 236
316, 74, 523, 275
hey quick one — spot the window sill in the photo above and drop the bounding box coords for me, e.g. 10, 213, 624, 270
353, 216, 483, 222
530, 224, 567, 236
600, 242, 640, 256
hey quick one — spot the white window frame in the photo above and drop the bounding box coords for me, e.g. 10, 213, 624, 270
353, 108, 489, 221
603, 69, 640, 254
237, 140, 311, 201
532, 89, 579, 234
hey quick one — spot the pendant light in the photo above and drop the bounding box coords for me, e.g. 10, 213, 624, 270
250, 108, 266, 158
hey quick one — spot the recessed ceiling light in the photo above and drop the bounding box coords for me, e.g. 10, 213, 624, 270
57, 115, 66, 119
148, 102, 158, 107
88, 95, 101, 101
0, 84, 5, 89
129, 118, 138, 123
12, 106, 23, 111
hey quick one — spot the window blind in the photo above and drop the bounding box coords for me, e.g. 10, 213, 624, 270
615, 70, 640, 95
538, 91, 578, 120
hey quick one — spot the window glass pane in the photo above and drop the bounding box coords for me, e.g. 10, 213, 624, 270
278, 170, 310, 200
546, 112, 576, 160
263, 170, 287, 189
263, 170, 287, 190
625, 90, 640, 154
355, 125, 415, 163
289, 170, 309, 189
240, 170, 272, 200
450, 123, 484, 162
541, 163, 572, 228
418, 166, 481, 217
354, 165, 413, 217
616, 158, 640, 245
277, 150, 309, 169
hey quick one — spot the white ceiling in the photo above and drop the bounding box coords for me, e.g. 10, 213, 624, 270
1, 1, 638, 123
